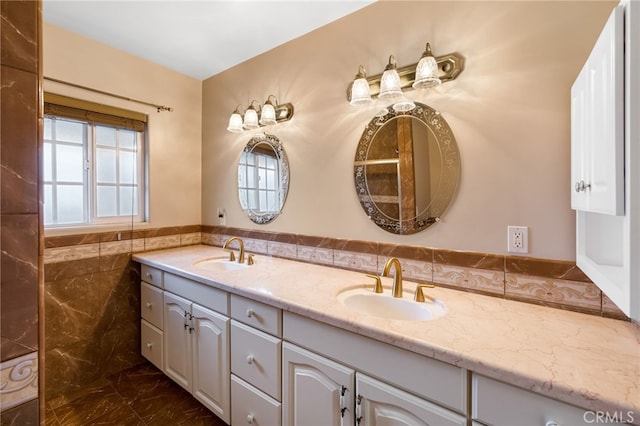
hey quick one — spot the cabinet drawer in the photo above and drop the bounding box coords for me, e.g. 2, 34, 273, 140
231, 320, 281, 400
141, 319, 163, 370
164, 272, 228, 315
231, 375, 281, 426
231, 294, 282, 337
472, 374, 602, 426
141, 265, 163, 288
141, 282, 163, 328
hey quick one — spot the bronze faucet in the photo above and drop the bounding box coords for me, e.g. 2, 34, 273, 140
382, 257, 403, 298
223, 237, 245, 264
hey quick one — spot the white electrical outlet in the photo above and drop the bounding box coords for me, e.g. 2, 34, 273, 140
507, 226, 528, 253
217, 208, 226, 226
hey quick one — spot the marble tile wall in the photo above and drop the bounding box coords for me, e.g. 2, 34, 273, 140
1, 0, 41, 422
204, 226, 629, 321
43, 225, 201, 404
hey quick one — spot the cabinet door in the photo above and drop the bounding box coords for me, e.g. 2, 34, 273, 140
282, 343, 354, 426
355, 373, 466, 426
163, 291, 192, 392
191, 303, 230, 424
571, 5, 624, 215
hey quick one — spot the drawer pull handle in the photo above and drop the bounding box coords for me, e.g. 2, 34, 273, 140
246, 309, 254, 318
545, 422, 559, 426
246, 414, 254, 424
146, 272, 152, 279
246, 354, 254, 364
146, 342, 152, 349
146, 302, 152, 309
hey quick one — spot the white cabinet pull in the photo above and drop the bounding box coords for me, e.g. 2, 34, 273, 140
146, 342, 152, 349
545, 421, 559, 426
246, 308, 254, 318
146, 272, 152, 279
246, 354, 254, 364
145, 302, 152, 309
246, 414, 254, 424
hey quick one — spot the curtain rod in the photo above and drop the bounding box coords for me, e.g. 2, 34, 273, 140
44, 76, 173, 113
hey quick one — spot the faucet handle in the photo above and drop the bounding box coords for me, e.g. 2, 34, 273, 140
226, 250, 236, 262
366, 274, 384, 294
247, 254, 255, 265
414, 284, 435, 302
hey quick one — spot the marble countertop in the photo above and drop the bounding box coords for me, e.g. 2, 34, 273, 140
133, 245, 640, 415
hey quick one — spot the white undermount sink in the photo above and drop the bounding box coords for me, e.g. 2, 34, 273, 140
337, 287, 446, 321
193, 257, 249, 272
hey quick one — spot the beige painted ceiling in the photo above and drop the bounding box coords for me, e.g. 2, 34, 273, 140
43, 0, 374, 80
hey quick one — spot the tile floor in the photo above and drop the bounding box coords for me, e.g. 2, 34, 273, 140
45, 362, 227, 426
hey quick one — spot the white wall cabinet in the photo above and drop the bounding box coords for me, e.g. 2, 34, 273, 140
570, 5, 624, 215
282, 342, 355, 426
163, 289, 230, 423
572, 0, 640, 321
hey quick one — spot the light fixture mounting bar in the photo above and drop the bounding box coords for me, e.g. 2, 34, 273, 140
346, 52, 465, 102
274, 102, 294, 123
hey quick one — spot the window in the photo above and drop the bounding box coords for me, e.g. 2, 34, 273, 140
238, 149, 280, 214
43, 94, 147, 227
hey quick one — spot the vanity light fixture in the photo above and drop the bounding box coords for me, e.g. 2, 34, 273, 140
413, 43, 441, 89
378, 55, 402, 100
349, 65, 373, 105
226, 96, 295, 133
243, 100, 260, 130
346, 42, 464, 104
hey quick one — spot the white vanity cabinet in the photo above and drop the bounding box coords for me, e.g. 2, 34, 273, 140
282, 342, 355, 426
283, 312, 468, 426
162, 274, 230, 424
140, 265, 164, 369
471, 374, 630, 426
230, 295, 283, 426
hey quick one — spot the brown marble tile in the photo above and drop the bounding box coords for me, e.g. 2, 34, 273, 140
99, 253, 134, 272
505, 256, 591, 282
179, 224, 202, 234
602, 294, 629, 320
434, 249, 504, 271
296, 234, 336, 249
333, 238, 378, 254
45, 233, 100, 248
44, 257, 100, 281
1, 337, 34, 361
0, 398, 39, 425
1, 67, 39, 214
98, 230, 146, 243
44, 274, 104, 350
53, 384, 128, 426
379, 242, 433, 262
143, 226, 183, 238
44, 341, 103, 400
0, 0, 38, 72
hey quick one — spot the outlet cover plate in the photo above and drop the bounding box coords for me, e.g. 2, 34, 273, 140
507, 226, 528, 253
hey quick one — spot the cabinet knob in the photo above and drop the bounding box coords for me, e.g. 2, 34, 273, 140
146, 272, 152, 279
246, 308, 254, 318
246, 354, 254, 364
246, 414, 254, 424
145, 302, 152, 309
146, 342, 152, 349
545, 421, 559, 426
575, 180, 591, 192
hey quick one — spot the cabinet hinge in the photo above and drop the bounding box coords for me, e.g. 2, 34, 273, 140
356, 394, 363, 425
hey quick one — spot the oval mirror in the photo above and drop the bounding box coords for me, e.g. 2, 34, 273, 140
238, 133, 289, 224
354, 102, 460, 234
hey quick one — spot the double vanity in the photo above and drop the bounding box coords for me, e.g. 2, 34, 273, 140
133, 243, 639, 426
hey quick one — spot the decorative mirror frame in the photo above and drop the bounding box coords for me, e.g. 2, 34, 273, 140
238, 133, 290, 224
354, 102, 460, 234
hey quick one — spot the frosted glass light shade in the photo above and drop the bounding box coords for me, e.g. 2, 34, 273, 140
243, 107, 259, 130
227, 112, 244, 133
379, 56, 402, 100
392, 97, 416, 112
413, 43, 441, 89
350, 77, 372, 105
259, 103, 276, 126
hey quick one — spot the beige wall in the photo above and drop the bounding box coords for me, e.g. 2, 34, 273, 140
43, 23, 202, 234
202, 1, 616, 261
